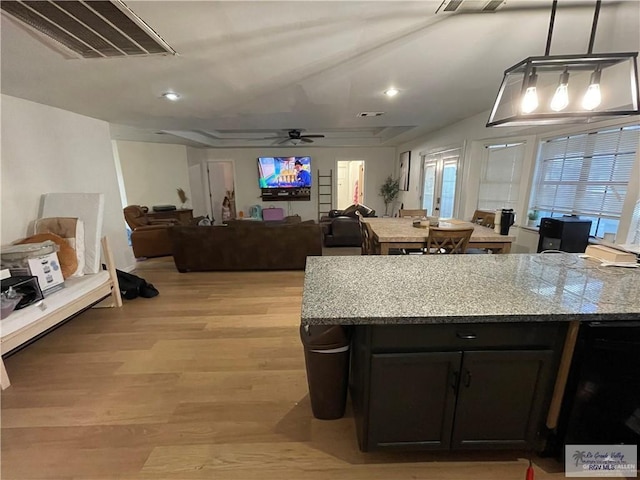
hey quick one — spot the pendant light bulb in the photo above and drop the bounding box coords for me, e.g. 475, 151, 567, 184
582, 69, 602, 110
521, 87, 539, 114
521, 73, 539, 114
520, 73, 538, 113
550, 70, 570, 112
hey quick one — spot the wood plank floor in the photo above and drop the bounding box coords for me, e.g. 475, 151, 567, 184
1, 257, 585, 479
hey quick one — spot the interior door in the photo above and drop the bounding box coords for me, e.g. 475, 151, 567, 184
336, 160, 365, 210
337, 163, 349, 210
421, 151, 459, 218
207, 161, 236, 223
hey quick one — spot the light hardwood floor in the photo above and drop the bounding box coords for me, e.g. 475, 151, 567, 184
2, 257, 580, 479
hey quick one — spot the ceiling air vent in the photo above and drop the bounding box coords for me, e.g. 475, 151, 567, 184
357, 112, 385, 117
0, 0, 176, 58
436, 0, 506, 14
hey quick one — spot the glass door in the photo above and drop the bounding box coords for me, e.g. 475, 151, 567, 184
421, 149, 460, 219
423, 161, 437, 216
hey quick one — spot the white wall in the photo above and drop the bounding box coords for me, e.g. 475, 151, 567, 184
190, 147, 396, 220
397, 110, 640, 253
1, 95, 135, 270
115, 141, 192, 210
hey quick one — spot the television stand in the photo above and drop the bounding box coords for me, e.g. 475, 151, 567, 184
261, 188, 310, 201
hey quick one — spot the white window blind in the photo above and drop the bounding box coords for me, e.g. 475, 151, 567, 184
530, 125, 639, 232
629, 199, 640, 245
478, 142, 525, 211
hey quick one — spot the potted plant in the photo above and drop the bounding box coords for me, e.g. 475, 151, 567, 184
379, 175, 400, 216
527, 209, 539, 227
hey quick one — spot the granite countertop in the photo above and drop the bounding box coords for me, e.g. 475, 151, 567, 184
301, 254, 640, 325
362, 218, 515, 243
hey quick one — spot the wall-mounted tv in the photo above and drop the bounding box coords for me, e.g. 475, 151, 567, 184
258, 156, 312, 188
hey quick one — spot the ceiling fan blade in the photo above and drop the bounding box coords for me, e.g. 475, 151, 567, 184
300, 137, 314, 143
275, 138, 291, 145
301, 134, 325, 138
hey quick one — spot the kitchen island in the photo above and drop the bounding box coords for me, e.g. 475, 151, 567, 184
301, 254, 640, 452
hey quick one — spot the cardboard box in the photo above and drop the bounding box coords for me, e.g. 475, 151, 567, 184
1, 241, 65, 295
28, 253, 64, 294
585, 245, 637, 263
8, 252, 64, 295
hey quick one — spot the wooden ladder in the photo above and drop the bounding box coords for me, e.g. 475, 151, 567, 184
317, 169, 333, 221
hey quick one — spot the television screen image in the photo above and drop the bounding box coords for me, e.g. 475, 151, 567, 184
258, 156, 312, 188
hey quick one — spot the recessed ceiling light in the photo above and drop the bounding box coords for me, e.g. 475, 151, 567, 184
384, 88, 399, 97
162, 92, 180, 101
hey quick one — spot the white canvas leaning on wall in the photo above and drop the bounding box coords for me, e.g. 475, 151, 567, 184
40, 193, 105, 274
399, 151, 411, 192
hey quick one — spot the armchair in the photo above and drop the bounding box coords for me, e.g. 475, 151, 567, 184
321, 204, 376, 247
123, 205, 178, 258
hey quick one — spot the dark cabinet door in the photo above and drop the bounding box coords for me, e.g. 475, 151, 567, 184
451, 350, 554, 449
368, 352, 462, 450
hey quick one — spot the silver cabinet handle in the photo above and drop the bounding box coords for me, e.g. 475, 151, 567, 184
464, 369, 472, 388
456, 332, 477, 339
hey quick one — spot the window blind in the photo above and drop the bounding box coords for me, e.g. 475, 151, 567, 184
531, 126, 639, 222
629, 199, 640, 245
478, 142, 525, 211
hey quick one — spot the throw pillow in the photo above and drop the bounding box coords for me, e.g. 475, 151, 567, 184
18, 232, 78, 279
33, 217, 85, 277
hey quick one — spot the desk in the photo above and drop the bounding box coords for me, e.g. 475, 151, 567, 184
362, 218, 514, 254
147, 208, 193, 225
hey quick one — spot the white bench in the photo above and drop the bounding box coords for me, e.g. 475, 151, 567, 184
1, 237, 121, 389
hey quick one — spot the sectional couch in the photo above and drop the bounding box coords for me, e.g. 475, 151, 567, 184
168, 221, 323, 272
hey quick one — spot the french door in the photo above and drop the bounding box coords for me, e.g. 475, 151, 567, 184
422, 148, 461, 219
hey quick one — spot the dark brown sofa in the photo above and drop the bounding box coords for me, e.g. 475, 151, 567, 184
168, 221, 323, 272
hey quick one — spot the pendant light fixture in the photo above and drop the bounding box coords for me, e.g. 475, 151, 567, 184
487, 0, 639, 127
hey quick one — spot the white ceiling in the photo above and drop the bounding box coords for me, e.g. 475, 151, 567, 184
2, 0, 639, 148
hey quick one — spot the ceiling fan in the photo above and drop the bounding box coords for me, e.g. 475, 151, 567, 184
265, 129, 325, 145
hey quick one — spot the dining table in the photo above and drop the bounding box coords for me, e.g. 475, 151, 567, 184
361, 217, 515, 254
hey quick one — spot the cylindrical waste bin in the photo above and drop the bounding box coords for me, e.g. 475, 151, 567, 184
300, 324, 350, 420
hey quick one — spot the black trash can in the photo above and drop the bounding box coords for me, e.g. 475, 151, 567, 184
300, 324, 351, 420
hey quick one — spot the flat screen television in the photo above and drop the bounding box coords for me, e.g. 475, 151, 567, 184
258, 156, 312, 188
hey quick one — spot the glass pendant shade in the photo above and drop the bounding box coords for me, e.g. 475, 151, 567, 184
487, 53, 640, 127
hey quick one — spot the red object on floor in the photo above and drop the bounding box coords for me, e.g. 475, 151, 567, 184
526, 459, 535, 480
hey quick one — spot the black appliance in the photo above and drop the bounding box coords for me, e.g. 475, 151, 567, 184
1, 275, 44, 310
537, 216, 592, 253
548, 321, 640, 456
500, 209, 515, 235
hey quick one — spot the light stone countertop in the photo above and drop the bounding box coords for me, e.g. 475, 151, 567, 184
361, 217, 516, 243
301, 254, 640, 325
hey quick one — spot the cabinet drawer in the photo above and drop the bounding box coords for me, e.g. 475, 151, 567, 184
370, 322, 564, 352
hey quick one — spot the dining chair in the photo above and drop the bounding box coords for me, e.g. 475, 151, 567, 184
359, 220, 380, 255
399, 209, 428, 218
471, 209, 496, 228
425, 227, 473, 254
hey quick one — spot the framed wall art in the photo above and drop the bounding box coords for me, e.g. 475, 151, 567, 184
399, 151, 411, 191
